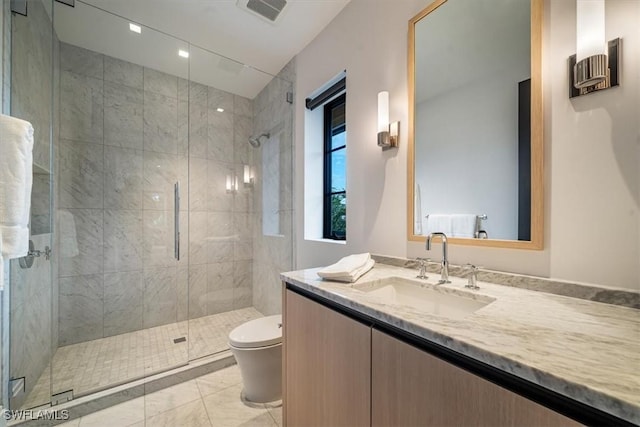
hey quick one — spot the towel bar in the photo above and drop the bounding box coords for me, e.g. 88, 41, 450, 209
18, 240, 51, 269
423, 214, 488, 239
424, 214, 488, 219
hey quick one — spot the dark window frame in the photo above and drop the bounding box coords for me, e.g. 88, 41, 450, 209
323, 93, 347, 240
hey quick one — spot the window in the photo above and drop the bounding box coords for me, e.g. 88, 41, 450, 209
303, 72, 347, 242
323, 93, 346, 240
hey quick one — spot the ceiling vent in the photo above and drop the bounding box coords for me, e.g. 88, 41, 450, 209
237, 0, 287, 23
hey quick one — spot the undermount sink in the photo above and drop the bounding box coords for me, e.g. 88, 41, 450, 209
353, 277, 494, 319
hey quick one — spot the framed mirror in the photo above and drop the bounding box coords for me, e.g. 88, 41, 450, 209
408, 0, 543, 249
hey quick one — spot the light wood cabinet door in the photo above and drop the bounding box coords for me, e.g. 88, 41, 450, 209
371, 329, 582, 427
284, 290, 371, 427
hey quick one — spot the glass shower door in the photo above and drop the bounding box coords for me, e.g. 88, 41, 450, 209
50, 0, 190, 400
185, 45, 258, 361
7, 0, 55, 410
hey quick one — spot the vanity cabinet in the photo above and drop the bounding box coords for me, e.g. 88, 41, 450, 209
283, 289, 371, 426
371, 329, 581, 427
284, 288, 584, 427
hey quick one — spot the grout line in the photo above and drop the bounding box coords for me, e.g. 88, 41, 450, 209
266, 407, 280, 426
200, 388, 215, 427
195, 369, 241, 400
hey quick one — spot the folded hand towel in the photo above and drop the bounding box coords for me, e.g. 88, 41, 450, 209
318, 253, 370, 278
450, 214, 477, 238
318, 258, 375, 283
318, 253, 375, 283
344, 258, 375, 282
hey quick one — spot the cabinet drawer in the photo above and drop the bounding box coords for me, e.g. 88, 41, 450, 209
371, 329, 582, 427
284, 289, 371, 426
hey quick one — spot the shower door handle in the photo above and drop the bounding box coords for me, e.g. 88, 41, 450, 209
174, 181, 180, 261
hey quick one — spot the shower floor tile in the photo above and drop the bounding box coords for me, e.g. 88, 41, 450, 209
22, 307, 262, 409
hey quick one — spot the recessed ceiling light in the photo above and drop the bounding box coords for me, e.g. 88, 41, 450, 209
217, 108, 225, 113
178, 49, 189, 58
129, 23, 141, 34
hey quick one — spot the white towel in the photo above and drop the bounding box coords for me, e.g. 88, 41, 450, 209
0, 114, 34, 288
319, 258, 375, 283
425, 214, 452, 236
450, 214, 477, 238
318, 253, 375, 283
0, 225, 30, 255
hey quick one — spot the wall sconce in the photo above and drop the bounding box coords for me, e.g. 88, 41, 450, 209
569, 0, 620, 98
243, 165, 255, 188
225, 175, 238, 193
377, 91, 399, 150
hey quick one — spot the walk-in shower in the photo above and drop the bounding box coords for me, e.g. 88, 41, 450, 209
2, 0, 294, 414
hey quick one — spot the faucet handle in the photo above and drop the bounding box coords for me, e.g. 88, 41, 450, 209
464, 264, 480, 290
415, 257, 430, 279
476, 230, 488, 239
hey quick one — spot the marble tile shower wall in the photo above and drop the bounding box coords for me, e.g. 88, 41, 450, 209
252, 58, 295, 316
58, 42, 254, 346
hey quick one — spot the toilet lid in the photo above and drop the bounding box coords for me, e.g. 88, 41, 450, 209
229, 315, 282, 348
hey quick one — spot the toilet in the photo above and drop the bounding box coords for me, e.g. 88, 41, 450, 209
228, 315, 283, 403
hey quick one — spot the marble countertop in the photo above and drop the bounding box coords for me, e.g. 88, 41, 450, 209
281, 263, 640, 424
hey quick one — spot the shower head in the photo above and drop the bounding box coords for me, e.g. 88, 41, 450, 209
248, 133, 270, 148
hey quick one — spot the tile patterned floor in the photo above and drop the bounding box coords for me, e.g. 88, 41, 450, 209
58, 364, 282, 427
23, 308, 262, 409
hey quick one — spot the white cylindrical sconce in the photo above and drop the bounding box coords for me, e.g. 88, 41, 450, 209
576, 0, 605, 61
377, 90, 399, 150
377, 91, 389, 134
569, 0, 621, 98
226, 175, 236, 193
573, 0, 607, 89
243, 165, 254, 187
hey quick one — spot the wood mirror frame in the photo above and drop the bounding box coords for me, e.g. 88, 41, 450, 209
407, 0, 544, 250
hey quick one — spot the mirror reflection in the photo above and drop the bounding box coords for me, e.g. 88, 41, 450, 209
412, 0, 533, 242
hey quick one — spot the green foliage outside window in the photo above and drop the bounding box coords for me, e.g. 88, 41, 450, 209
331, 190, 346, 239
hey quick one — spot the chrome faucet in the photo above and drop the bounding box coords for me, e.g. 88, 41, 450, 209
425, 232, 450, 284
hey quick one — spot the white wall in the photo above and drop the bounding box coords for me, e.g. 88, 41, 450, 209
415, 75, 521, 240
295, 0, 426, 269
547, 0, 639, 289
294, 0, 639, 290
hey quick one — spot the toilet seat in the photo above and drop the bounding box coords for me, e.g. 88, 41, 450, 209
229, 315, 282, 349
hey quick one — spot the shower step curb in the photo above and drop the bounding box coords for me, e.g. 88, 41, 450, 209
7, 351, 237, 427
